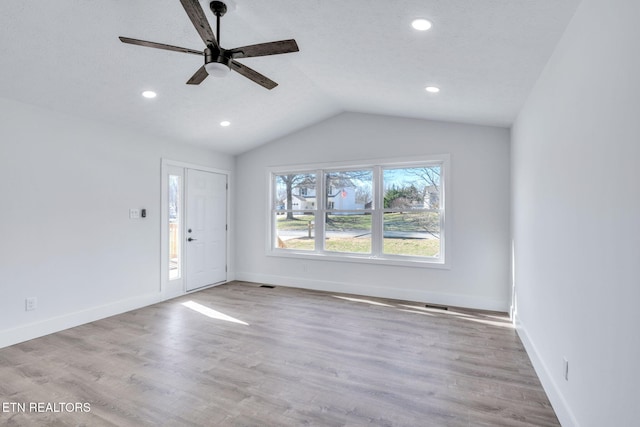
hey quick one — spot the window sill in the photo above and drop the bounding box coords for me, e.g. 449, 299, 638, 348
267, 249, 450, 269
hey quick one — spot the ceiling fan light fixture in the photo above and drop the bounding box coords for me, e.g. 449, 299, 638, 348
205, 61, 231, 77
141, 90, 157, 98
412, 18, 432, 31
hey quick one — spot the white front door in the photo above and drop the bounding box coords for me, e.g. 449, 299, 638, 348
185, 169, 227, 291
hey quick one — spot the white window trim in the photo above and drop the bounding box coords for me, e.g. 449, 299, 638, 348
266, 155, 451, 269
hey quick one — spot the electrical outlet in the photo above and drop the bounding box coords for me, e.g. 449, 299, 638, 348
129, 208, 140, 219
25, 297, 37, 311
563, 357, 569, 381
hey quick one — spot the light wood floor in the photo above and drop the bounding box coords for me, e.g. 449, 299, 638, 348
0, 281, 558, 426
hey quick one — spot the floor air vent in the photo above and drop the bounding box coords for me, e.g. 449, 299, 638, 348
260, 285, 276, 289
425, 304, 449, 311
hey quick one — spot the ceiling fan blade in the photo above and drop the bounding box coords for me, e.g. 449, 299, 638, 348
186, 65, 209, 85
229, 39, 299, 59
230, 61, 278, 90
119, 37, 203, 56
179, 0, 218, 47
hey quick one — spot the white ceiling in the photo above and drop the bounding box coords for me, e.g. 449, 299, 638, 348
0, 1, 580, 155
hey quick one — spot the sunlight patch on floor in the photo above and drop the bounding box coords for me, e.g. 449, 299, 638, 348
397, 309, 435, 317
462, 317, 513, 328
399, 304, 445, 312
332, 295, 394, 307
400, 304, 471, 317
398, 304, 512, 328
181, 301, 249, 325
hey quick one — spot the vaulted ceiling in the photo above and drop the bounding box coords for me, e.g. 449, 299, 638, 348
0, 1, 580, 154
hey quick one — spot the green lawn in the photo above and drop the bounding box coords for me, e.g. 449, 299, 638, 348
276, 212, 439, 232
275, 214, 315, 230
280, 237, 315, 251
276, 212, 440, 257
282, 237, 439, 257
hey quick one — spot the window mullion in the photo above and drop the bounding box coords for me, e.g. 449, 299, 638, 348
315, 168, 325, 253
371, 166, 383, 256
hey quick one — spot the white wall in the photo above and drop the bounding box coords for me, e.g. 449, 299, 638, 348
236, 112, 511, 311
511, 0, 640, 425
0, 97, 234, 348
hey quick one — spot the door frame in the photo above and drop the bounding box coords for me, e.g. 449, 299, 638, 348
160, 159, 231, 300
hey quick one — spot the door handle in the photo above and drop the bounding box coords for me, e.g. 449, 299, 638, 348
187, 237, 197, 242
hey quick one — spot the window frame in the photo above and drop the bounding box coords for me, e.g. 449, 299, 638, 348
267, 155, 450, 269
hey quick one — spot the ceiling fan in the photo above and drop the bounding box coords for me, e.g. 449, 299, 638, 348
119, 0, 299, 89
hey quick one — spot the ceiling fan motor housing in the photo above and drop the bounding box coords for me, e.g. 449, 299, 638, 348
205, 46, 231, 66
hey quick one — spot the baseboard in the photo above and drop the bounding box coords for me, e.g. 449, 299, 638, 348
514, 314, 578, 427
235, 272, 509, 312
0, 293, 163, 349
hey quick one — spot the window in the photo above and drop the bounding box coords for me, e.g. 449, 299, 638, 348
273, 172, 317, 251
168, 174, 182, 279
382, 166, 441, 258
324, 169, 373, 255
269, 156, 449, 267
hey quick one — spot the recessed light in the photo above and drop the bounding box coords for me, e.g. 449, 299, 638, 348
411, 19, 432, 31
141, 90, 157, 99
220, 121, 231, 127
425, 86, 440, 93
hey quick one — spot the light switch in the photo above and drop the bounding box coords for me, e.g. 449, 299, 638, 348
129, 208, 140, 219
